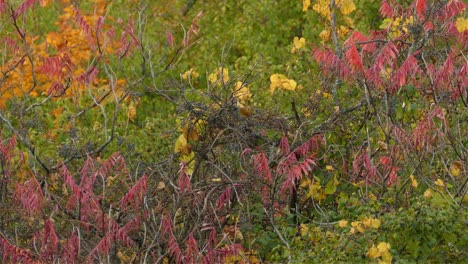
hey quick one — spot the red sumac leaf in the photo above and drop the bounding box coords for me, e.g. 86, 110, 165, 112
416, 0, 428, 17
379, 1, 394, 18
345, 44, 364, 72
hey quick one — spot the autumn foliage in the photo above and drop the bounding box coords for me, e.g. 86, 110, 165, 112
0, 0, 467, 263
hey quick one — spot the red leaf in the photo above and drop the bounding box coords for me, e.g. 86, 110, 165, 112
435, 53, 454, 89
416, 0, 428, 17
185, 232, 199, 262
95, 16, 104, 33
76, 66, 98, 85
345, 44, 364, 72
14, 177, 45, 216
0, 237, 35, 263
279, 135, 290, 156
39, 219, 59, 260
386, 167, 399, 186
0, 0, 6, 15
178, 162, 192, 192
12, 0, 36, 19
74, 7, 93, 43
313, 48, 352, 81
389, 56, 418, 94
167, 30, 174, 48
217, 186, 232, 210
442, 0, 465, 19
253, 152, 272, 182
61, 228, 80, 262
379, 1, 394, 18
119, 174, 148, 210
347, 31, 376, 53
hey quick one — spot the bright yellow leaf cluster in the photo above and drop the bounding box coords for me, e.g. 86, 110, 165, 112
434, 179, 445, 187
182, 68, 200, 80
338, 220, 348, 227
380, 16, 414, 38
319, 29, 331, 42
348, 217, 381, 234
456, 17, 468, 32
209, 67, 230, 86
269, 74, 297, 94
312, 0, 356, 20
449, 161, 462, 177
339, 0, 356, 15
300, 177, 325, 201
367, 242, 392, 264
314, 0, 354, 43
302, 0, 311, 11
174, 117, 205, 176
174, 134, 191, 155
291, 37, 306, 53
174, 133, 195, 175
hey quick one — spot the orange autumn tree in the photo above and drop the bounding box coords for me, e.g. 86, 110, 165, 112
0, 0, 153, 174
0, 0, 130, 108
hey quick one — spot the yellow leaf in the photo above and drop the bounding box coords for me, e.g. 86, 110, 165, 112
367, 244, 380, 258
434, 179, 445, 187
233, 81, 251, 101
291, 36, 306, 53
362, 217, 372, 228
302, 0, 310, 11
325, 165, 334, 171
300, 223, 309, 236
351, 221, 364, 233
319, 29, 331, 42
182, 68, 199, 80
338, 220, 348, 227
209, 67, 229, 85
456, 17, 468, 32
380, 250, 393, 264
410, 175, 418, 188
424, 189, 432, 199
269, 74, 297, 94
174, 134, 191, 155
449, 161, 462, 177
377, 242, 391, 253
338, 0, 356, 15
180, 151, 195, 176
313, 0, 331, 19
338, 25, 349, 38
371, 218, 381, 229
301, 107, 312, 117
157, 181, 166, 190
